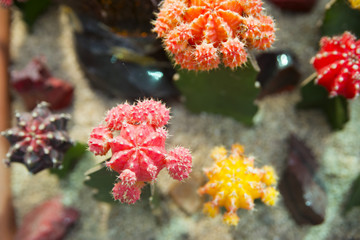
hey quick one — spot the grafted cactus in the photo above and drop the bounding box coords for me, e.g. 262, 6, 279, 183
88, 99, 192, 204
1, 102, 73, 174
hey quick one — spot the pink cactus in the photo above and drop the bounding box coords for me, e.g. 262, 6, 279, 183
0, 0, 12, 7
166, 147, 192, 181
113, 181, 145, 204
0, 0, 13, 7
88, 125, 113, 156
1, 0, 28, 8
153, 0, 275, 71
88, 99, 192, 204
311, 31, 360, 99
106, 122, 167, 180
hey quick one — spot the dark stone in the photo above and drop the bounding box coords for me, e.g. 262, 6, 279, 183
15, 197, 79, 240
71, 13, 179, 100
256, 51, 301, 99
180, 233, 190, 240
267, 0, 317, 12
61, 0, 161, 32
279, 134, 327, 225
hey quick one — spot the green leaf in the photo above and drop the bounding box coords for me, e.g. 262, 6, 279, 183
84, 161, 119, 203
174, 64, 259, 125
14, 0, 51, 31
321, 0, 360, 37
49, 142, 88, 179
343, 174, 360, 214
297, 80, 349, 130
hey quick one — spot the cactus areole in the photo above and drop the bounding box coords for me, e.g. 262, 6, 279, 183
88, 99, 192, 204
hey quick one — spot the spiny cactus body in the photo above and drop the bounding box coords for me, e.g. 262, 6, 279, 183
153, 0, 275, 70
198, 144, 279, 226
1, 102, 73, 174
88, 99, 192, 204
311, 31, 360, 99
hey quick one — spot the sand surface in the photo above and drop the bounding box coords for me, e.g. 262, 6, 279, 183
8, 1, 360, 239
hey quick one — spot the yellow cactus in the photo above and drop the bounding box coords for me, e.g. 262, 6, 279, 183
349, 0, 360, 10
198, 144, 279, 226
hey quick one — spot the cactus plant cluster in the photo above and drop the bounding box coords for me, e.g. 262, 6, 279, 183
153, 0, 275, 70
1, 102, 73, 174
312, 31, 360, 99
88, 99, 192, 204
198, 144, 279, 225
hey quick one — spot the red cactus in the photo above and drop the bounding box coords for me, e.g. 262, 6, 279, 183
15, 197, 79, 240
153, 0, 275, 70
11, 57, 74, 110
311, 31, 360, 99
88, 99, 192, 204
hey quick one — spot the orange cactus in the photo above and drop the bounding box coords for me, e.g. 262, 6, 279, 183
153, 0, 275, 71
198, 144, 279, 226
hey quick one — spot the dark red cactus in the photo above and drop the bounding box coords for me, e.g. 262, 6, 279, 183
1, 102, 73, 174
15, 197, 79, 240
11, 57, 74, 110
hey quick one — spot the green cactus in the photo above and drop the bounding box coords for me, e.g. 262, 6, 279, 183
174, 64, 259, 126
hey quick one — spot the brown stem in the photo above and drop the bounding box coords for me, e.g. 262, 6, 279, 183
300, 72, 318, 86
0, 7, 16, 240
